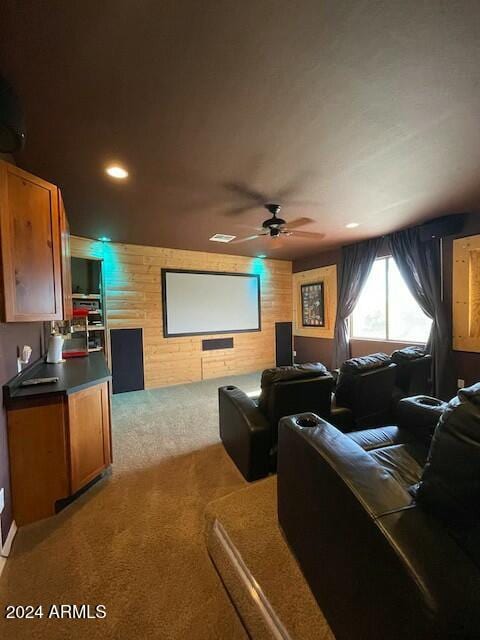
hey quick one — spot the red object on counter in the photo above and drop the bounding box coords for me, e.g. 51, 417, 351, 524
63, 350, 88, 358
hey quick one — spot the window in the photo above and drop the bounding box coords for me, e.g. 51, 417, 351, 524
351, 256, 432, 343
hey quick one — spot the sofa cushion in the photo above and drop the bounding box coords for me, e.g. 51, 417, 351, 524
340, 352, 392, 375
391, 346, 427, 363
260, 362, 328, 386
415, 383, 480, 521
369, 442, 429, 490
258, 363, 328, 414
335, 353, 395, 415
348, 426, 417, 451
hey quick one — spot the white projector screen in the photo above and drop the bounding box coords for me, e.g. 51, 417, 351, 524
162, 269, 261, 337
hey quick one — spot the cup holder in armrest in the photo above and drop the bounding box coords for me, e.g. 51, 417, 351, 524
295, 416, 320, 429
416, 396, 443, 407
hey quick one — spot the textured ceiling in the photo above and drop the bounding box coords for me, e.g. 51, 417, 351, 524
1, 0, 480, 260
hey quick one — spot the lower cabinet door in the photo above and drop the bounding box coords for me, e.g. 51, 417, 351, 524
68, 382, 111, 493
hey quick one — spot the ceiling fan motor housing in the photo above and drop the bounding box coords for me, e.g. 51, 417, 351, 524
263, 203, 286, 229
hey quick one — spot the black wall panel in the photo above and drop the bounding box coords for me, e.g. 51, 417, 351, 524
202, 337, 234, 351
275, 322, 293, 367
110, 328, 144, 394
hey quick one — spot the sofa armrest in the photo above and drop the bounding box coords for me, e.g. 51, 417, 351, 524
218, 386, 271, 481
278, 413, 412, 519
277, 412, 480, 639
396, 395, 447, 437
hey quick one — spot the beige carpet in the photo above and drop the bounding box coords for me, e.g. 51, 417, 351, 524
0, 373, 262, 640
205, 477, 334, 640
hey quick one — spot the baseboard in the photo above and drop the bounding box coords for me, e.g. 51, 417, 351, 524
212, 519, 291, 640
2, 520, 18, 557
0, 520, 17, 579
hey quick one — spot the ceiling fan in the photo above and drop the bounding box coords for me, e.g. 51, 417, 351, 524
231, 203, 325, 247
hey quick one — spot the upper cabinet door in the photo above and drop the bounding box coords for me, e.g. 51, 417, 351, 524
0, 161, 63, 321
58, 190, 73, 320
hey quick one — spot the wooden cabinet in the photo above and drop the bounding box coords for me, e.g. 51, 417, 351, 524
6, 379, 112, 526
58, 189, 73, 320
0, 160, 72, 321
6, 398, 70, 526
68, 382, 111, 493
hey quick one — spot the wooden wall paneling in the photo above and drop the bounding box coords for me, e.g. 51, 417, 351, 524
293, 265, 337, 339
71, 236, 292, 387
453, 234, 480, 352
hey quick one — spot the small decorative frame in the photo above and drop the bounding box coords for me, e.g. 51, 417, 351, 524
301, 282, 325, 327
293, 264, 337, 339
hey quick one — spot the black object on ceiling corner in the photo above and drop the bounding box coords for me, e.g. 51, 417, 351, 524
0, 75, 26, 153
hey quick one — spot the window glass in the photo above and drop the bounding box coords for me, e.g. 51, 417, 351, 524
350, 256, 432, 343
351, 258, 386, 339
387, 259, 432, 342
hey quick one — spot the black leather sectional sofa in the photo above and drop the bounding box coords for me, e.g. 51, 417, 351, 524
219, 349, 432, 481
219, 362, 334, 481
277, 384, 480, 639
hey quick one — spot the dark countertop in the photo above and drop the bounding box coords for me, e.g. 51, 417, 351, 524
4, 352, 111, 403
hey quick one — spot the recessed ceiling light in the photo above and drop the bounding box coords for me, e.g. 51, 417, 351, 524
98, 236, 111, 242
105, 165, 128, 179
257, 254, 267, 259
345, 222, 360, 228
209, 233, 236, 243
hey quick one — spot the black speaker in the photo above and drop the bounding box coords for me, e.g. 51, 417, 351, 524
110, 328, 145, 394
0, 76, 26, 153
275, 322, 293, 367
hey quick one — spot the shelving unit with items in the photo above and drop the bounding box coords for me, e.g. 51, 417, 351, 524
71, 257, 108, 360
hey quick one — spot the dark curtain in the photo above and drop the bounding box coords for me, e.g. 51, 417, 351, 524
389, 227, 452, 399
333, 238, 383, 369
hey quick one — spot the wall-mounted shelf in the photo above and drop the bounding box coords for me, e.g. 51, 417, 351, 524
72, 293, 101, 300
71, 257, 107, 358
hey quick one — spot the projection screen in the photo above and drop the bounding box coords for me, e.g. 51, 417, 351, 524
162, 269, 261, 337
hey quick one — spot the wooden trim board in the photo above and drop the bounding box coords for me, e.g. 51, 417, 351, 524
0, 520, 18, 580
453, 234, 480, 352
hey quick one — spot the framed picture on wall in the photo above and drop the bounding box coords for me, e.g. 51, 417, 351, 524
301, 282, 325, 327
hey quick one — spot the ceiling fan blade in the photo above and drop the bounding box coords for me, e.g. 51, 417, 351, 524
284, 217, 316, 230
224, 204, 257, 216
289, 230, 326, 240
223, 181, 267, 205
234, 223, 265, 231
230, 234, 264, 244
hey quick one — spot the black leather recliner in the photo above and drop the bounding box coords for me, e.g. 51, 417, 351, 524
218, 363, 334, 481
391, 345, 432, 397
278, 384, 480, 640
331, 352, 397, 430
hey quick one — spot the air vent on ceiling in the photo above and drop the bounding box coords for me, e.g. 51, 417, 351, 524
209, 234, 236, 243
